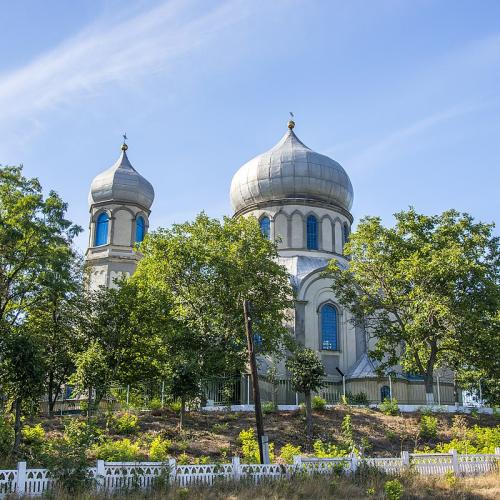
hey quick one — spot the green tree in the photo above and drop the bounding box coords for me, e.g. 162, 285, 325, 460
0, 165, 81, 326
132, 212, 293, 386
326, 208, 499, 403
286, 347, 326, 442
0, 328, 45, 453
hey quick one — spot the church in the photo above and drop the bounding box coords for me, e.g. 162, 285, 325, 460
84, 120, 459, 407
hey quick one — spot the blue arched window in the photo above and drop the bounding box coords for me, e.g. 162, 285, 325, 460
136, 216, 145, 243
306, 215, 318, 250
259, 216, 270, 239
95, 212, 109, 246
321, 304, 338, 350
343, 223, 350, 245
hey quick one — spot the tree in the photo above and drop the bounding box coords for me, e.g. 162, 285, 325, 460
132, 212, 294, 384
0, 165, 81, 326
286, 347, 326, 442
0, 328, 45, 454
326, 208, 500, 403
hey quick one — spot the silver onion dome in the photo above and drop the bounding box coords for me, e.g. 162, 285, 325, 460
230, 121, 353, 214
88, 144, 154, 209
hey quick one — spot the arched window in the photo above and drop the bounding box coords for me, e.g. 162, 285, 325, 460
95, 212, 109, 246
306, 215, 318, 250
320, 304, 338, 350
136, 216, 145, 243
259, 216, 270, 239
343, 223, 350, 245
380, 385, 391, 402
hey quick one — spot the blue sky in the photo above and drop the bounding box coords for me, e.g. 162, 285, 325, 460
1, 0, 499, 251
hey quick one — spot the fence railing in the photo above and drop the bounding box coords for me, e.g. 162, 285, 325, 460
1, 450, 498, 498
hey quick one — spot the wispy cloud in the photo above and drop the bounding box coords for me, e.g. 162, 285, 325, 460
0, 0, 245, 141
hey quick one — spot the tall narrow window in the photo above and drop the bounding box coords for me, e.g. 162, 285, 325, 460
306, 215, 318, 249
380, 385, 391, 402
95, 213, 109, 246
321, 304, 337, 350
343, 223, 349, 244
259, 216, 270, 239
136, 216, 145, 243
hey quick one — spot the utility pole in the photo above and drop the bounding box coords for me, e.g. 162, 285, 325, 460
243, 299, 265, 464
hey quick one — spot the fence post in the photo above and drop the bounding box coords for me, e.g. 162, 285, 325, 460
96, 460, 105, 490
495, 447, 500, 457
293, 455, 302, 471
16, 461, 26, 495
168, 458, 177, 485
450, 449, 459, 476
401, 451, 410, 469
350, 452, 358, 474
232, 456, 241, 482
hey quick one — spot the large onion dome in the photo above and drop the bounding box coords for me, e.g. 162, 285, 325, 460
230, 121, 353, 214
88, 144, 154, 209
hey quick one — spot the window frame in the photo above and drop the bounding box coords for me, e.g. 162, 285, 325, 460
94, 212, 109, 247
306, 214, 318, 250
319, 302, 339, 351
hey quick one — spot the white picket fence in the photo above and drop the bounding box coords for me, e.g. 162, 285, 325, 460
1, 450, 498, 498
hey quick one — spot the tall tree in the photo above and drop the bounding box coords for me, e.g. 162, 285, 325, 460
326, 208, 499, 403
286, 347, 326, 443
132, 213, 294, 380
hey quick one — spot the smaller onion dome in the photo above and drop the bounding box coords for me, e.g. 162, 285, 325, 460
88, 143, 154, 209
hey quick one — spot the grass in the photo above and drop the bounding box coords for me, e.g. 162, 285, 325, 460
43, 469, 500, 499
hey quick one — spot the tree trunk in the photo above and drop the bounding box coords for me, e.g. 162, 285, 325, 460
424, 374, 435, 404
305, 391, 313, 444
179, 397, 185, 431
13, 397, 22, 455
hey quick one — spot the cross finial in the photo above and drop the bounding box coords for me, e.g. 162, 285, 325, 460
288, 112, 295, 130
121, 133, 128, 151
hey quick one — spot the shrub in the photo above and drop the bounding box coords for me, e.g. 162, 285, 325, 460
279, 443, 301, 464
212, 422, 229, 433
313, 439, 348, 458
93, 438, 142, 461
0, 416, 14, 458
193, 456, 210, 465
380, 398, 399, 416
170, 401, 182, 412
238, 428, 275, 463
114, 412, 139, 435
431, 425, 499, 454
262, 401, 278, 414
420, 415, 438, 440
347, 392, 369, 405
384, 479, 403, 500
312, 396, 326, 411
64, 419, 102, 448
149, 398, 162, 411
22, 423, 45, 445
341, 414, 354, 449
149, 436, 171, 461
177, 452, 190, 465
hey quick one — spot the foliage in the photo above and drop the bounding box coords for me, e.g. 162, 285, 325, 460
149, 436, 171, 461
384, 479, 404, 500
341, 414, 355, 450
93, 438, 143, 461
149, 398, 162, 411
312, 396, 326, 411
313, 439, 348, 458
326, 208, 500, 401
262, 401, 278, 414
238, 427, 274, 463
114, 413, 139, 435
420, 415, 438, 440
279, 443, 301, 464
21, 422, 46, 461
212, 422, 229, 433
432, 425, 500, 454
346, 391, 369, 405
380, 398, 399, 416
63, 419, 102, 448
0, 415, 14, 458
177, 452, 190, 465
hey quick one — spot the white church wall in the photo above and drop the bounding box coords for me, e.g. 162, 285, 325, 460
113, 209, 133, 246
321, 216, 333, 252
291, 211, 304, 248
334, 220, 343, 254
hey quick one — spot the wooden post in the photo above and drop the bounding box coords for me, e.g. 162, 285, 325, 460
243, 299, 265, 464
16, 461, 26, 495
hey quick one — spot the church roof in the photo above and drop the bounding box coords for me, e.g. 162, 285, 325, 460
88, 144, 154, 209
230, 121, 353, 214
346, 353, 381, 379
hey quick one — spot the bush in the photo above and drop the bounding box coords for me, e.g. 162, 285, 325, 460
0, 416, 14, 458
312, 396, 326, 411
384, 479, 403, 500
212, 422, 229, 433
341, 414, 355, 450
22, 423, 45, 445
149, 398, 162, 412
238, 428, 274, 463
420, 415, 438, 440
380, 398, 399, 416
170, 401, 182, 412
347, 392, 369, 405
279, 443, 301, 464
313, 439, 348, 458
149, 436, 171, 461
262, 401, 278, 414
114, 412, 139, 435
64, 419, 102, 448
93, 438, 142, 461
177, 452, 190, 465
